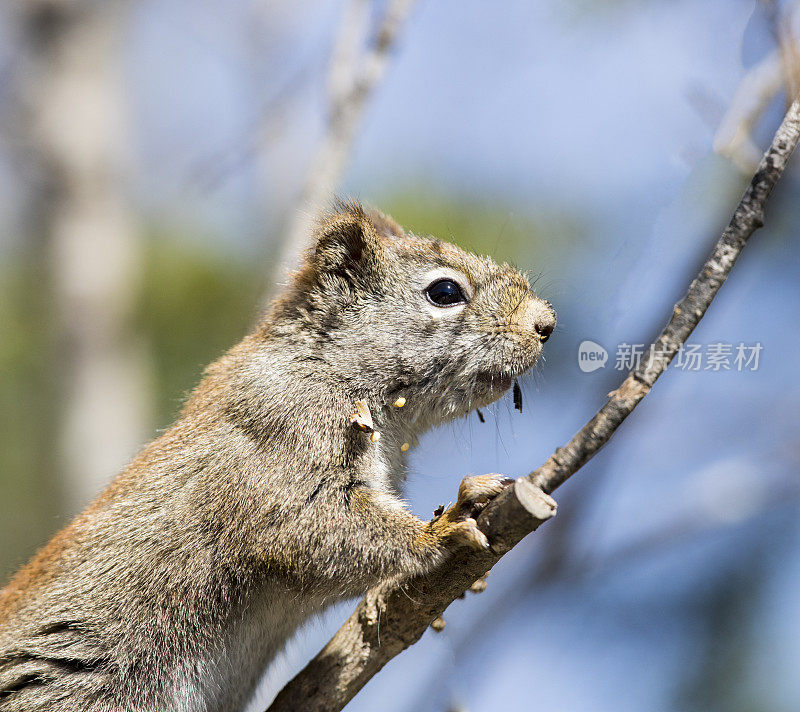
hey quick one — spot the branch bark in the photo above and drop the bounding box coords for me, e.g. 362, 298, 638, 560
265, 98, 800, 712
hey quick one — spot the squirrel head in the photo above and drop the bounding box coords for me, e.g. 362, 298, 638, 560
265, 200, 556, 429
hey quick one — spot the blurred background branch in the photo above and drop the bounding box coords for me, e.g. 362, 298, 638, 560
7, 0, 150, 513
713, 0, 800, 172
267, 0, 418, 295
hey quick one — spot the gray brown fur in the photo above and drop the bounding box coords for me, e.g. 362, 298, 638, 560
0, 201, 555, 711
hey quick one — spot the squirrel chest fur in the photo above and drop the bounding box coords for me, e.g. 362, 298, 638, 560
0, 201, 555, 711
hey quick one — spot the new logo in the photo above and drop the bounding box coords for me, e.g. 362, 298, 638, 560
578, 340, 608, 373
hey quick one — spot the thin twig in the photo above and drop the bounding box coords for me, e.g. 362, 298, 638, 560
265, 99, 800, 712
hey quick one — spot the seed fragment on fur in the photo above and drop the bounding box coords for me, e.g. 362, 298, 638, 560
394, 397, 406, 408
350, 400, 374, 432
400, 442, 410, 451
513, 379, 523, 413
430, 616, 446, 632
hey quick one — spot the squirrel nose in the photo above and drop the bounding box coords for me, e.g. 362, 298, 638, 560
534, 316, 555, 342
533, 304, 556, 343
514, 296, 556, 345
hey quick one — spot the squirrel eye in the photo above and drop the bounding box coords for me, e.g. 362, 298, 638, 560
425, 279, 467, 307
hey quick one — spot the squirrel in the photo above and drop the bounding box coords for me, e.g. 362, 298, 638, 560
0, 200, 556, 711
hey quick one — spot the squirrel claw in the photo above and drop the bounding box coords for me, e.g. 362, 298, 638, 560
428, 474, 512, 552
456, 474, 514, 518
450, 518, 490, 550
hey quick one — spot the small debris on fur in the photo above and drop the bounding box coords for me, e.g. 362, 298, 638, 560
476, 408, 485, 423
513, 379, 523, 413
394, 397, 406, 408
400, 442, 410, 452
370, 431, 381, 443
350, 400, 374, 432
432, 504, 445, 517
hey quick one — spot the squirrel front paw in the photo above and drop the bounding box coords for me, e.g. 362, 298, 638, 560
427, 474, 513, 551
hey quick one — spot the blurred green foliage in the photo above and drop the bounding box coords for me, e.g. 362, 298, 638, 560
0, 234, 260, 579
382, 189, 579, 270
136, 236, 262, 430
0, 253, 60, 579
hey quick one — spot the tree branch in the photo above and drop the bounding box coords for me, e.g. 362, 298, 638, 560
265, 98, 800, 712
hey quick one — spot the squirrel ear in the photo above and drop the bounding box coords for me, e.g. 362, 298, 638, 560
366, 207, 406, 240
311, 201, 382, 282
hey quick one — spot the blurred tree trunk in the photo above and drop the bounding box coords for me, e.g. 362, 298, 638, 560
12, 0, 150, 513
